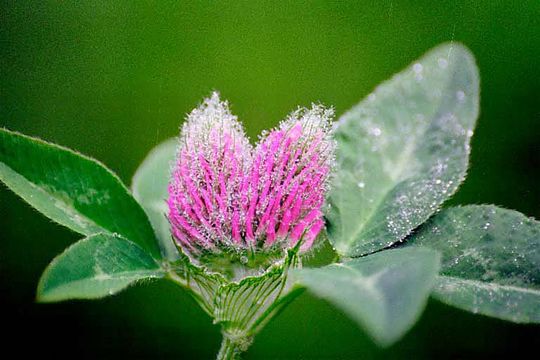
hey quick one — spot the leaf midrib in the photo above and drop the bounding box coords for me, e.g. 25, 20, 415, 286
0, 162, 103, 233
330, 263, 386, 302
41, 269, 164, 294
437, 275, 540, 295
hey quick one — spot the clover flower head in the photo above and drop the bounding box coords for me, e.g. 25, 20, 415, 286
167, 92, 335, 263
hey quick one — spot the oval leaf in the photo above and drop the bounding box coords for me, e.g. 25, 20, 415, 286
293, 247, 441, 346
408, 205, 540, 323
327, 43, 479, 257
0, 128, 160, 258
132, 138, 179, 260
37, 233, 164, 302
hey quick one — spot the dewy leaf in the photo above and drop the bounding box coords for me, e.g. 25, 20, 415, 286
37, 233, 164, 302
0, 128, 161, 258
132, 138, 179, 261
293, 247, 441, 346
408, 205, 540, 323
327, 43, 479, 257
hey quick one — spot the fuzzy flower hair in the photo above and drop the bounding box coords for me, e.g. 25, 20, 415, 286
167, 92, 335, 258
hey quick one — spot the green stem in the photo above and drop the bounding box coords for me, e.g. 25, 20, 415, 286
216, 334, 246, 360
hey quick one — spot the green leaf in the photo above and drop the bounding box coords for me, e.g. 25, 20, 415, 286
293, 247, 441, 346
0, 128, 161, 258
408, 205, 540, 323
327, 43, 479, 257
37, 233, 164, 302
132, 138, 179, 260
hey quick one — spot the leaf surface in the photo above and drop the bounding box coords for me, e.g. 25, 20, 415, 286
132, 138, 179, 260
327, 43, 479, 256
408, 205, 540, 323
0, 128, 160, 257
294, 247, 441, 346
38, 233, 164, 302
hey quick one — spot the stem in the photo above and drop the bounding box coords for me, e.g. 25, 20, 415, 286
217, 334, 247, 360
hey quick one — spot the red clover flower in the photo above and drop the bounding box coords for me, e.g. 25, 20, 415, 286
167, 92, 335, 265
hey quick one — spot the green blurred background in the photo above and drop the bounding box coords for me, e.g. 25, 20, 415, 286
1, 1, 539, 358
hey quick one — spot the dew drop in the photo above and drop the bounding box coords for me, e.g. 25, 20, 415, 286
438, 58, 449, 69
357, 181, 365, 189
369, 127, 382, 136
413, 63, 423, 73
435, 179, 442, 184
240, 255, 248, 264
456, 90, 466, 102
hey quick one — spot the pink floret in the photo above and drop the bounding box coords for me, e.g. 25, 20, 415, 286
167, 92, 335, 256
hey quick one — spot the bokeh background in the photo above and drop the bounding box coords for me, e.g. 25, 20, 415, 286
1, 1, 539, 359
